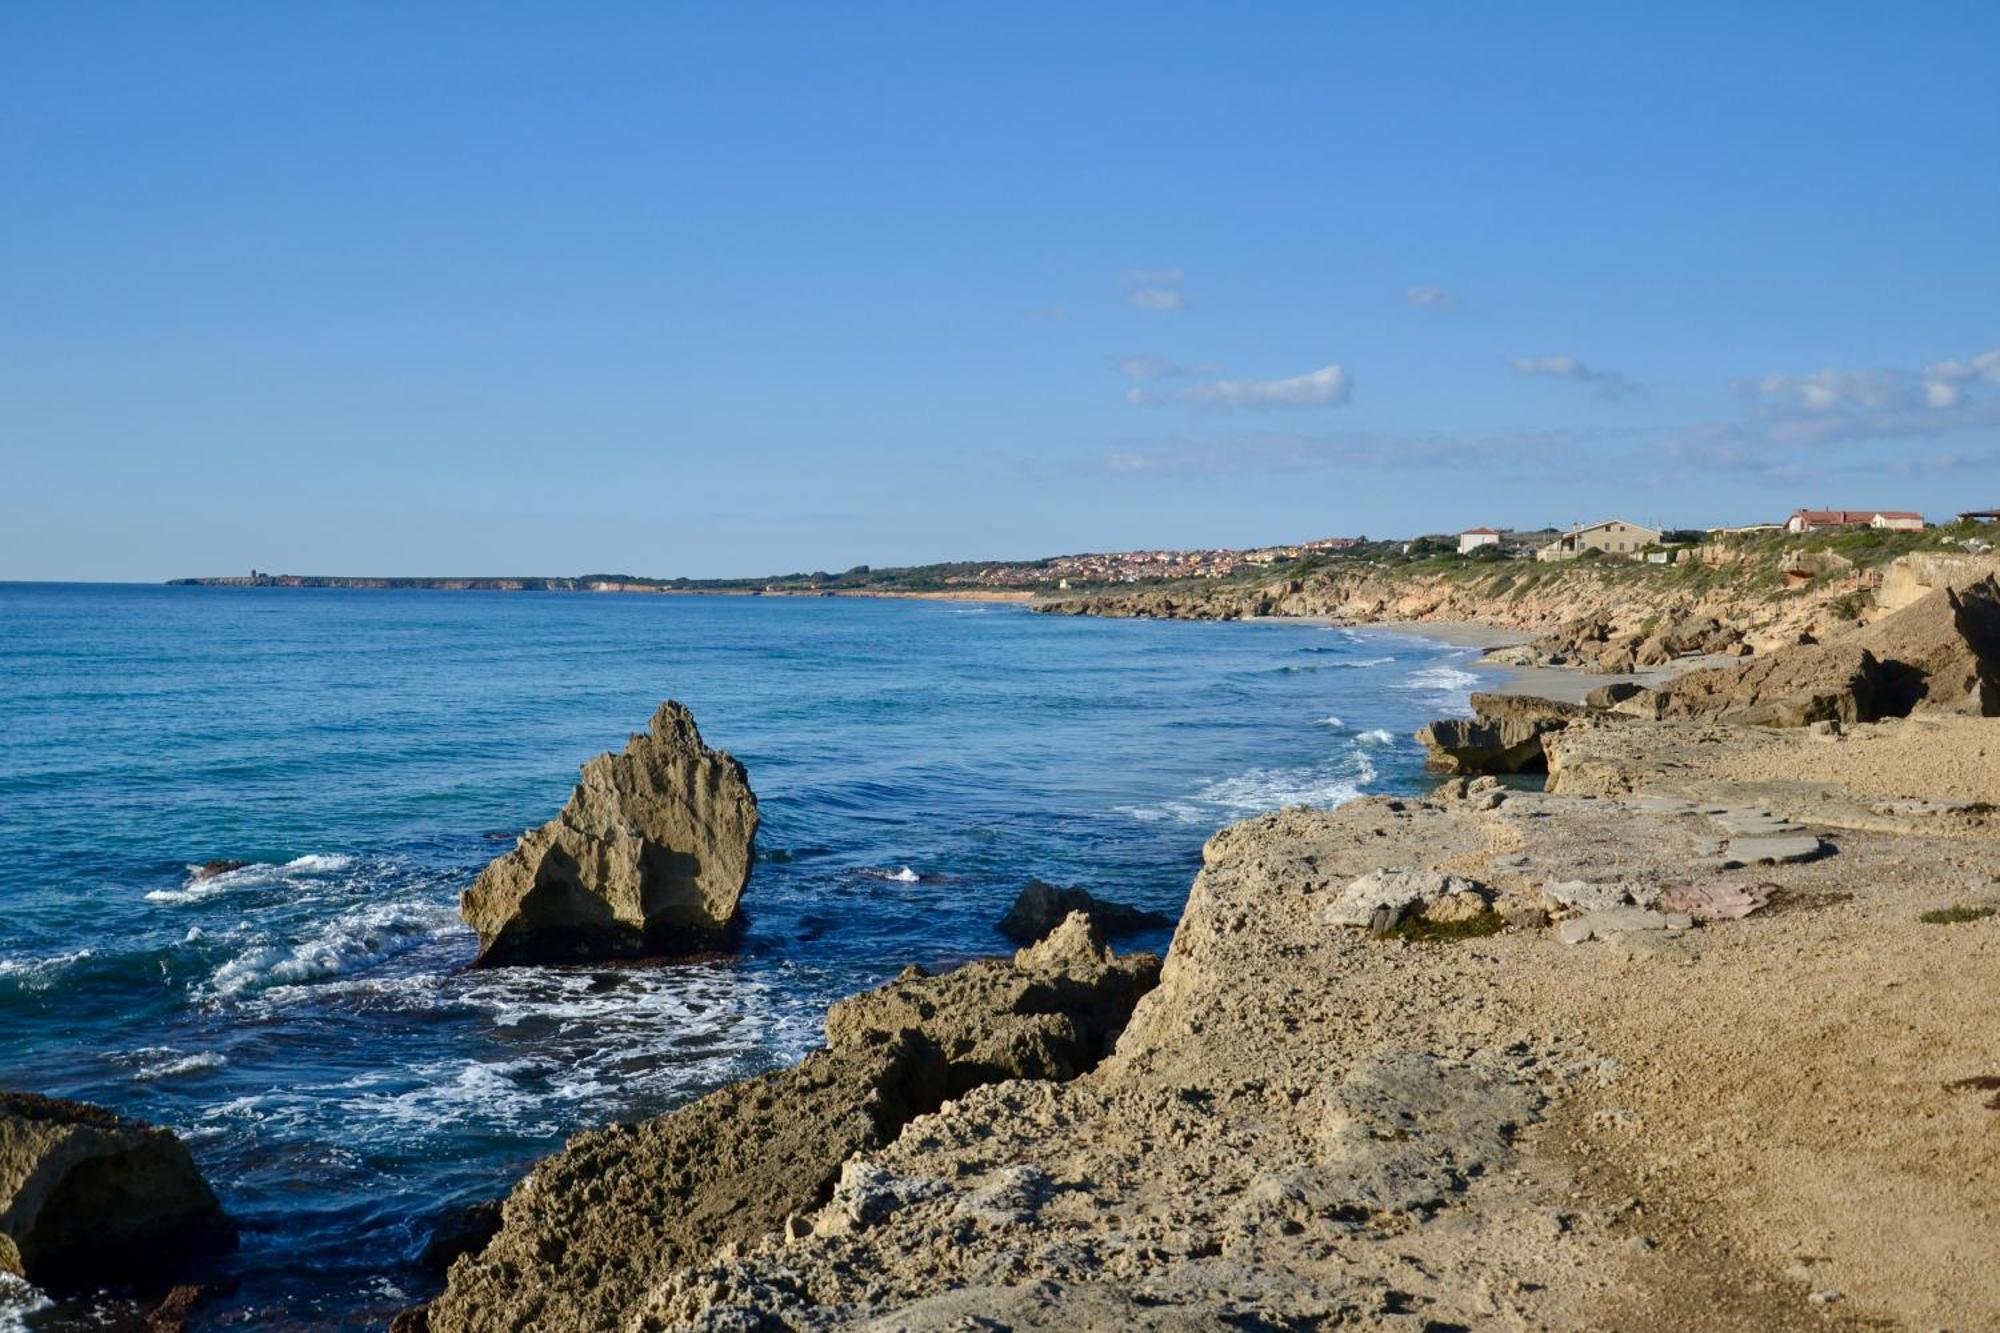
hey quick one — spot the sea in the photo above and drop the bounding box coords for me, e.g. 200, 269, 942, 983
0, 583, 1495, 1329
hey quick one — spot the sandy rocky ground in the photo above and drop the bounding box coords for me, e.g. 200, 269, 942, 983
413, 569, 2000, 1333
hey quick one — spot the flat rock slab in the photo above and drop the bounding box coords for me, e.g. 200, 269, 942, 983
1710, 809, 1807, 837
1543, 880, 1633, 913
1621, 796, 1699, 816
1557, 907, 1694, 944
1726, 834, 1826, 866
1659, 882, 1771, 921
1871, 798, 1977, 817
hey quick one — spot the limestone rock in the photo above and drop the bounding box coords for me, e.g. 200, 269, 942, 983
1584, 681, 1647, 710
1658, 577, 2000, 727
996, 878, 1171, 944
1541, 879, 1633, 912
0, 1093, 234, 1289
418, 926, 1159, 1332
1319, 869, 1489, 931
1416, 693, 1590, 774
1556, 907, 1691, 943
1726, 834, 1825, 866
459, 701, 759, 966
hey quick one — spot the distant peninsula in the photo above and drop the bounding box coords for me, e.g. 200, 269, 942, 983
166, 534, 1381, 597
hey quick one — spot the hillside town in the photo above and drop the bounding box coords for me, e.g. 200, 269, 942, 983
942, 505, 1996, 591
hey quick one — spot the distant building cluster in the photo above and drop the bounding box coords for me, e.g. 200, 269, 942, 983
947, 536, 1367, 589
933, 503, 1966, 590
1441, 505, 1947, 568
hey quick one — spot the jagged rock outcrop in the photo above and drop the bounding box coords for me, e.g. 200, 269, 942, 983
414, 915, 1158, 1332
996, 878, 1172, 944
459, 701, 758, 966
1657, 577, 2000, 727
0, 1093, 234, 1289
1416, 693, 1591, 773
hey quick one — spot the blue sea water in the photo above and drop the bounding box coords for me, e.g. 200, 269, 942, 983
0, 584, 1493, 1328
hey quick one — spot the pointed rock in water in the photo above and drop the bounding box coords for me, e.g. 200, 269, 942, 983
460, 701, 759, 966
0, 1092, 235, 1290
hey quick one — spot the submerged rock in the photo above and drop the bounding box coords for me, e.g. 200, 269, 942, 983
417, 912, 1159, 1332
0, 1092, 234, 1290
459, 701, 758, 966
996, 878, 1171, 944
190, 860, 249, 882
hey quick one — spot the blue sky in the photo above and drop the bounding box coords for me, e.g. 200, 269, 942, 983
4, 3, 1998, 580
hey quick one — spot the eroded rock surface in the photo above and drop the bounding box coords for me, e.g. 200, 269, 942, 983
416, 914, 1158, 1332
0, 1093, 234, 1290
1416, 692, 1590, 773
460, 701, 759, 966
1658, 577, 2000, 727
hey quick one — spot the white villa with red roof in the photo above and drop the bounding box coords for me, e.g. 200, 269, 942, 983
1785, 509, 1925, 534
1457, 526, 1502, 555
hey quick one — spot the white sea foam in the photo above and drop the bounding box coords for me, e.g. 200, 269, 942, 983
208, 903, 457, 998
1119, 752, 1377, 824
124, 1047, 229, 1080
855, 865, 924, 883
0, 949, 94, 990
1398, 662, 1482, 694
150, 852, 358, 904
1318, 715, 1345, 728
1358, 728, 1396, 744
0, 1274, 51, 1332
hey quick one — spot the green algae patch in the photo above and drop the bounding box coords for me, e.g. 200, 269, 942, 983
1919, 904, 1998, 925
1381, 911, 1508, 943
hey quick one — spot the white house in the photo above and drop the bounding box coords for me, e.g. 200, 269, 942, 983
1536, 519, 1663, 562
1458, 527, 1502, 555
1785, 509, 1925, 534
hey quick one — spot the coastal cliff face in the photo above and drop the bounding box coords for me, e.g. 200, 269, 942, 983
1034, 549, 2000, 675
460, 702, 759, 966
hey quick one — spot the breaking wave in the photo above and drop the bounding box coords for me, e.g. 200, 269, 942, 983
206, 904, 458, 999
148, 853, 358, 904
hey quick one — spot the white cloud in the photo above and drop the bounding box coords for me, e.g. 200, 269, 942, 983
1122, 268, 1186, 313
1728, 347, 2000, 443
1744, 367, 1901, 412
1128, 363, 1353, 411
1405, 284, 1461, 310
1920, 349, 2000, 409
1511, 354, 1645, 401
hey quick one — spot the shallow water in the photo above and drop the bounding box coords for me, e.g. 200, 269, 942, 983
0, 584, 1495, 1328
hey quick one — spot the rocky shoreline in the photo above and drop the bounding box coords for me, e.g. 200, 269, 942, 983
384, 562, 2000, 1329
15, 559, 1999, 1329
